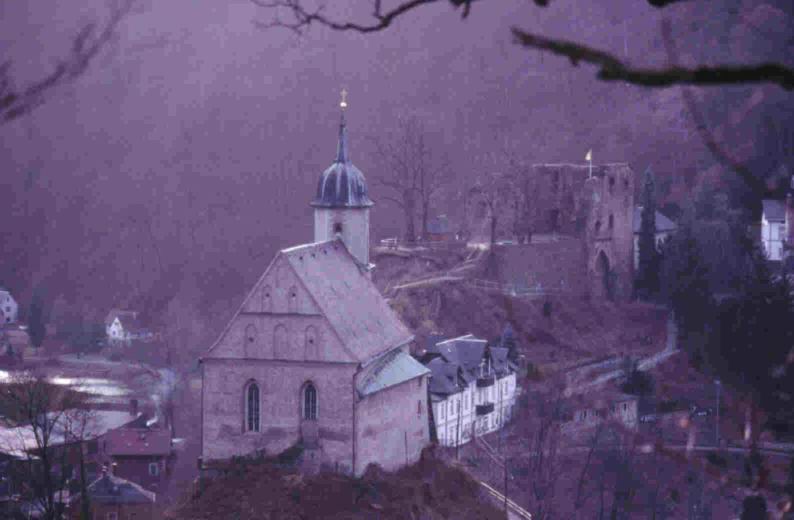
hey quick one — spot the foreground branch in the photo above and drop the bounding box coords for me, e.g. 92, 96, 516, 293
510, 28, 794, 91
0, 0, 136, 123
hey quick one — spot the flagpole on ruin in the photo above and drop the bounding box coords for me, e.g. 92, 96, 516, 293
586, 149, 593, 179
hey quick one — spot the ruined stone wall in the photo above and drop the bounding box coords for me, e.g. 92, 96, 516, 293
465, 164, 635, 301
491, 238, 589, 296
201, 359, 357, 472
354, 374, 430, 476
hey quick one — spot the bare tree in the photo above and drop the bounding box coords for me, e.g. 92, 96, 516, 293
371, 116, 450, 242
0, 373, 95, 520
253, 0, 794, 90
0, 0, 137, 123
522, 390, 565, 520
468, 171, 516, 248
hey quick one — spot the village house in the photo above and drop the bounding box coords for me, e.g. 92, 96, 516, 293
633, 206, 677, 269
98, 415, 174, 493
424, 334, 518, 447
0, 289, 18, 325
66, 465, 156, 520
105, 310, 153, 344
199, 99, 430, 477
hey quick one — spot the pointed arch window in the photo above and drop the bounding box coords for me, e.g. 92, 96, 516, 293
333, 222, 343, 235
303, 383, 317, 420
245, 382, 260, 432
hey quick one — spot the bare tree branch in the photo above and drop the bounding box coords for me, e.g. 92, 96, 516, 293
510, 28, 794, 91
251, 0, 443, 34
659, 19, 767, 197
0, 0, 136, 123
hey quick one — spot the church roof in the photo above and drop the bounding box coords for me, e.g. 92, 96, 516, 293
281, 239, 413, 363
357, 348, 429, 397
310, 116, 373, 209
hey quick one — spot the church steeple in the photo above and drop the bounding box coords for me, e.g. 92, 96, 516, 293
311, 89, 373, 270
336, 89, 349, 164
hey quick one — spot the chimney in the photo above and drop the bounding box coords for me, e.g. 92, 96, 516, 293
130, 399, 139, 417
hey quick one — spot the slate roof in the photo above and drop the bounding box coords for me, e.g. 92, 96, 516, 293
489, 347, 512, 377
762, 199, 786, 222
311, 117, 373, 209
357, 348, 430, 397
282, 239, 413, 363
84, 473, 155, 505
103, 427, 172, 457
633, 207, 677, 233
426, 357, 463, 395
435, 335, 487, 384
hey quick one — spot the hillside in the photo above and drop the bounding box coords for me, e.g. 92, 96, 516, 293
168, 448, 504, 520
373, 244, 669, 369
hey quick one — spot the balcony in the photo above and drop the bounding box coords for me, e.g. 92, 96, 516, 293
476, 403, 495, 416
476, 374, 495, 388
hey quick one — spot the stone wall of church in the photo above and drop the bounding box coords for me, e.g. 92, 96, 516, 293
354, 374, 430, 476
201, 359, 358, 472
314, 207, 370, 266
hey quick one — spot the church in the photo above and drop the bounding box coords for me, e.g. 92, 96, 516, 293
199, 95, 431, 477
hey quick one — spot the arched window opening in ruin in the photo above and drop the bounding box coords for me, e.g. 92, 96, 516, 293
245, 382, 260, 432
303, 383, 318, 420
596, 251, 614, 301
595, 220, 601, 232
609, 177, 615, 193
333, 222, 343, 235
608, 214, 614, 229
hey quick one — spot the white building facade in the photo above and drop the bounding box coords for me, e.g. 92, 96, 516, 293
761, 199, 786, 262
0, 290, 18, 324
426, 335, 518, 447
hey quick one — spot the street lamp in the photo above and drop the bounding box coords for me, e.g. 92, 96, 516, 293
715, 379, 721, 448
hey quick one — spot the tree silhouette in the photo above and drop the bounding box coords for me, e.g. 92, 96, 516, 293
636, 166, 660, 299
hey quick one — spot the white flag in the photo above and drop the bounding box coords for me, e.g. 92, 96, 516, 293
585, 149, 592, 162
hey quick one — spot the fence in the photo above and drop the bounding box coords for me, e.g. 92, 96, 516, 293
466, 278, 563, 298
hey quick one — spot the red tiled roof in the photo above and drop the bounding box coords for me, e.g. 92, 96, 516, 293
103, 427, 171, 457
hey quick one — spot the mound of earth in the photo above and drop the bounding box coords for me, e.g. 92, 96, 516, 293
167, 448, 502, 520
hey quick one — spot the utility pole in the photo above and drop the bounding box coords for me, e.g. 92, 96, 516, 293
715, 379, 721, 447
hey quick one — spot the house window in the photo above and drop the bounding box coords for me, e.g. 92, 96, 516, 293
149, 461, 160, 476
246, 382, 260, 432
440, 403, 445, 419
417, 400, 422, 416
303, 383, 318, 420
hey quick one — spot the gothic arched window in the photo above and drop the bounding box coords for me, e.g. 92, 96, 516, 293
303, 383, 318, 420
333, 222, 343, 235
245, 382, 260, 432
